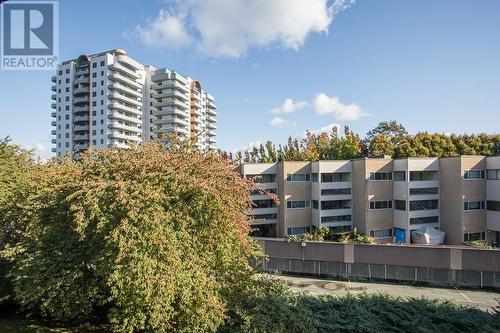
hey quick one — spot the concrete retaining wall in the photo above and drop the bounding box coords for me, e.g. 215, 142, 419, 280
256, 238, 500, 288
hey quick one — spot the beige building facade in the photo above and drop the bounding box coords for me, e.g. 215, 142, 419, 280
239, 155, 500, 245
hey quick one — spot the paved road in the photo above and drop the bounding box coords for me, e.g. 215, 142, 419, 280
276, 274, 500, 312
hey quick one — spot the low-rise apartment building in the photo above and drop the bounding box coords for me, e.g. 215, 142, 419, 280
239, 155, 500, 245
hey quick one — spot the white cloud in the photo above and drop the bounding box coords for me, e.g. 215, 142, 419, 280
271, 98, 308, 114
136, 0, 355, 57
269, 116, 296, 128
22, 142, 52, 161
136, 9, 192, 49
232, 141, 262, 153
306, 123, 341, 136
312, 93, 367, 120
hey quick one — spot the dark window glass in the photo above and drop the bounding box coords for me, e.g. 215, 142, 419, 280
409, 216, 438, 224
394, 200, 406, 211
409, 200, 438, 211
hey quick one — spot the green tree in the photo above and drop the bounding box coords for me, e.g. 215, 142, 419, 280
369, 134, 394, 156
0, 138, 35, 304
4, 141, 261, 333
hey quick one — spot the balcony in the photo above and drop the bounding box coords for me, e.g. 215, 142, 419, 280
320, 208, 352, 218
108, 112, 141, 124
51, 148, 57, 153
156, 116, 189, 127
153, 81, 188, 93
51, 121, 56, 126
74, 87, 90, 95
487, 211, 500, 232
74, 124, 89, 132
73, 96, 89, 105
107, 122, 142, 133
206, 93, 215, 102
51, 130, 56, 135
73, 115, 90, 122
207, 137, 217, 144
252, 207, 278, 215
74, 143, 89, 150
108, 74, 141, 90
108, 92, 141, 107
154, 90, 189, 101
51, 75, 57, 83
51, 94, 56, 100
207, 106, 217, 116
154, 98, 189, 110
208, 123, 217, 130
74, 76, 89, 84
74, 106, 89, 113
51, 103, 56, 109
51, 112, 56, 117
51, 139, 56, 144
75, 68, 89, 75
155, 107, 189, 118
51, 85, 57, 92
74, 134, 89, 141
107, 132, 141, 142
108, 102, 142, 116
108, 62, 140, 79
108, 82, 142, 99
250, 218, 278, 226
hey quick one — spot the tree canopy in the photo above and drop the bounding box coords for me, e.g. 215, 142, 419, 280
233, 121, 500, 163
1, 141, 262, 332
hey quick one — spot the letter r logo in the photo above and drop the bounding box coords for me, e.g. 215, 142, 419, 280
2, 2, 54, 55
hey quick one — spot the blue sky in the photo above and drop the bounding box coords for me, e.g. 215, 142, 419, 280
1, 0, 499, 158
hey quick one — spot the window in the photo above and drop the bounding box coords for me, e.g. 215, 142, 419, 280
464, 201, 485, 211
245, 174, 275, 183
65, 114, 69, 120
321, 215, 351, 223
92, 140, 97, 145
464, 170, 485, 180
321, 200, 351, 210
100, 60, 105, 66
252, 213, 277, 220
321, 188, 351, 195
287, 226, 310, 235
487, 169, 500, 180
286, 173, 310, 182
287, 200, 310, 209
369, 172, 392, 181
92, 120, 97, 126
253, 199, 275, 208
394, 200, 406, 211
409, 199, 438, 211
370, 229, 393, 238
92, 130, 96, 135
410, 187, 439, 195
92, 82, 97, 87
251, 188, 276, 195
393, 171, 406, 181
92, 111, 96, 116
410, 216, 438, 224
65, 133, 69, 138
487, 201, 500, 211
92, 92, 97, 97
58, 70, 62, 75
65, 142, 69, 147
92, 63, 97, 68
312, 200, 319, 209
321, 173, 345, 182
65, 69, 69, 74
65, 87, 69, 92
92, 73, 97, 78
311, 173, 318, 182
464, 232, 485, 242
369, 200, 392, 210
